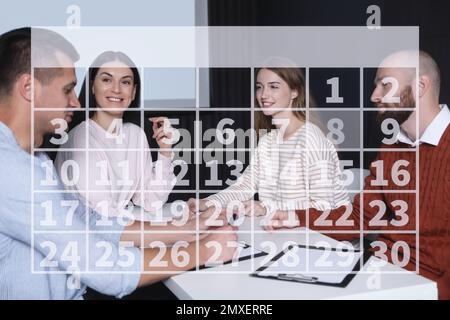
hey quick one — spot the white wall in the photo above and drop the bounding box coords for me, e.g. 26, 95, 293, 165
0, 0, 197, 101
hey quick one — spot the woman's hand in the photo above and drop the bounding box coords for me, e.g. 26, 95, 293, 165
261, 210, 300, 231
163, 204, 229, 243
149, 117, 176, 157
187, 198, 209, 213
241, 200, 267, 217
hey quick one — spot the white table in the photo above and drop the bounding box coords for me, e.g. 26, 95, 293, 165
162, 214, 437, 300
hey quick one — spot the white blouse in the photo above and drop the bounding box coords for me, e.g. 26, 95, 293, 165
54, 119, 176, 218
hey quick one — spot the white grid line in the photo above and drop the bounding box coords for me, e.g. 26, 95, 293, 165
140, 66, 145, 273
32, 229, 417, 235
32, 107, 418, 112
250, 66, 255, 273
415, 66, 420, 273
31, 269, 419, 275
32, 189, 419, 194
305, 66, 310, 272
195, 67, 200, 271
85, 68, 90, 272
359, 66, 364, 265
33, 147, 419, 152
31, 67, 35, 274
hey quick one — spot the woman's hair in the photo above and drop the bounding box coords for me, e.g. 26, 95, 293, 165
255, 67, 315, 137
78, 51, 141, 123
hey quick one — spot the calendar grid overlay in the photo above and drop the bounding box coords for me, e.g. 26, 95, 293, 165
31, 64, 421, 275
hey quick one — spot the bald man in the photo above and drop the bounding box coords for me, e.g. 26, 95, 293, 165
267, 50, 450, 299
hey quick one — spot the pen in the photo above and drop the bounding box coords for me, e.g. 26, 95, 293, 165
277, 273, 318, 283
236, 241, 249, 248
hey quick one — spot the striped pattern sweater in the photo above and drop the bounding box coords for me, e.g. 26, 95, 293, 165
207, 123, 350, 211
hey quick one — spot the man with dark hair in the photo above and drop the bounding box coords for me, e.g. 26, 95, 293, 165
0, 27, 81, 150
0, 27, 79, 99
0, 28, 31, 100
0, 27, 236, 299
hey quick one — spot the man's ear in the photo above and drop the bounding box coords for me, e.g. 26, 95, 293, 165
418, 75, 431, 98
17, 74, 32, 102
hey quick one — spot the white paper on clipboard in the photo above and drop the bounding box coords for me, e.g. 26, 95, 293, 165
258, 246, 363, 284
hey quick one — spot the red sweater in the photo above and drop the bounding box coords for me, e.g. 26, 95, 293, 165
296, 125, 450, 299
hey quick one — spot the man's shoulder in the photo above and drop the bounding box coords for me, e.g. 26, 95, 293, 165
0, 145, 33, 199
0, 143, 30, 172
0, 148, 54, 193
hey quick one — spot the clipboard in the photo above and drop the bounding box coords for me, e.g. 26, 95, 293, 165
251, 244, 371, 288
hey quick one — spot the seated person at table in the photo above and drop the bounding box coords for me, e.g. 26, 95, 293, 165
267, 51, 450, 300
55, 51, 176, 219
189, 67, 350, 222
0, 27, 237, 299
